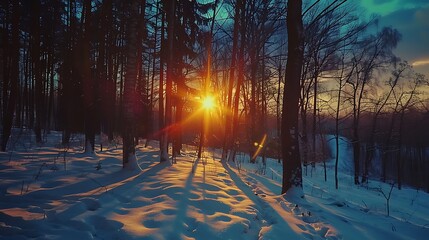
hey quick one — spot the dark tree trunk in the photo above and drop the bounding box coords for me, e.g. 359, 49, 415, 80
281, 0, 304, 195
47, 52, 55, 132
97, 0, 110, 141
60, 0, 77, 145
173, 83, 184, 157
135, 0, 148, 143
249, 49, 258, 164
105, 0, 115, 141
160, 0, 176, 162
352, 78, 366, 185
148, 0, 161, 146
352, 131, 360, 185
123, 0, 140, 167
221, 0, 239, 162
159, 9, 168, 162
335, 77, 342, 189
31, 0, 43, 143
231, 0, 246, 162
82, 0, 96, 152
276, 60, 282, 163
1, 0, 20, 151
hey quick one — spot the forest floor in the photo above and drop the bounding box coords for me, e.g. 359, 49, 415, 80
0, 130, 429, 239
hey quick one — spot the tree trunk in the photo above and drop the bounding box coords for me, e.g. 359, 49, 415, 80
122, 0, 140, 168
60, 0, 75, 145
173, 77, 184, 157
82, 0, 96, 153
105, 0, 115, 141
249, 49, 258, 164
1, 0, 20, 151
230, 0, 246, 163
221, 0, 239, 162
312, 66, 319, 172
47, 51, 55, 132
135, 0, 148, 144
158, 12, 167, 162
335, 73, 345, 189
276, 59, 282, 163
97, 0, 110, 141
148, 0, 161, 147
281, 0, 304, 195
31, 0, 43, 143
165, 0, 176, 161
352, 77, 366, 185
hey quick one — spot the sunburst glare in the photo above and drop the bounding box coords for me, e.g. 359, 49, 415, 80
202, 95, 216, 110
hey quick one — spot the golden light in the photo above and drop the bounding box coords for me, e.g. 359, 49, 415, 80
412, 59, 429, 67
252, 134, 267, 160
202, 95, 215, 110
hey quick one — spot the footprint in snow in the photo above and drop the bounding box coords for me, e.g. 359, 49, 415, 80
143, 219, 162, 229
161, 208, 176, 216
289, 204, 338, 239
80, 197, 101, 211
222, 179, 233, 186
226, 189, 240, 196
88, 215, 124, 231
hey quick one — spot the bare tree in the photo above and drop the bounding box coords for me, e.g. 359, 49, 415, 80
361, 62, 407, 184
394, 72, 424, 189
334, 46, 355, 189
346, 27, 401, 184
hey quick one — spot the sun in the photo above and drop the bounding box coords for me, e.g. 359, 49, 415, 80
202, 95, 215, 109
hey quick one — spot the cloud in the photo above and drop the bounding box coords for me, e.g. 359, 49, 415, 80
358, 2, 429, 78
412, 60, 429, 67
378, 6, 429, 62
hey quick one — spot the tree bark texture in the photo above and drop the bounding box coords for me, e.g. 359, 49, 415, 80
1, 0, 20, 151
122, 0, 140, 166
281, 0, 304, 194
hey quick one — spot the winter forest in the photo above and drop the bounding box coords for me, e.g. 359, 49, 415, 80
1, 0, 429, 239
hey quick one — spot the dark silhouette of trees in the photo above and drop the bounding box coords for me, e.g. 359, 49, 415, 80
1, 0, 20, 151
0, 0, 427, 195
346, 27, 401, 184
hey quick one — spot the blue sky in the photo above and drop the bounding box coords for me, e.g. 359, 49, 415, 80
360, 0, 429, 77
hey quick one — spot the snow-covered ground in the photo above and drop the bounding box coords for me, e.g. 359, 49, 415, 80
1, 131, 428, 239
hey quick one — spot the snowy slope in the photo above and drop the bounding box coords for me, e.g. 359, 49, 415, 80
238, 136, 429, 240
0, 131, 428, 239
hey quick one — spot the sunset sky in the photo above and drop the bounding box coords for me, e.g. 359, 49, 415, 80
361, 0, 429, 77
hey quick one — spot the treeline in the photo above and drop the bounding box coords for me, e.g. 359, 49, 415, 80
1, 0, 212, 155
1, 1, 428, 192
324, 108, 429, 191
1, 0, 154, 151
